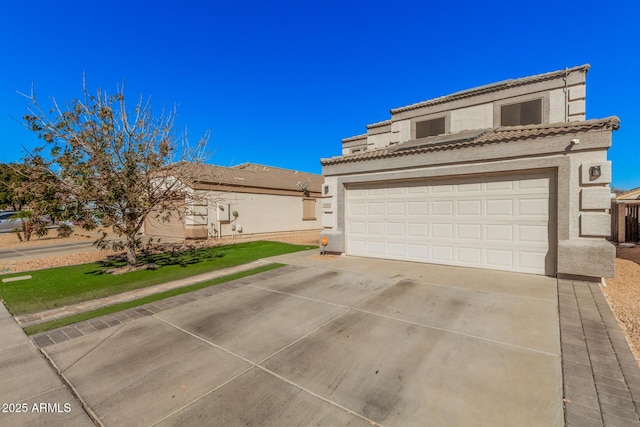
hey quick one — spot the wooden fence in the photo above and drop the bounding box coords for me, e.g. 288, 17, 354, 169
611, 202, 640, 243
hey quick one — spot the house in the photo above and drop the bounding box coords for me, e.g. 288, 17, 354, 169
144, 163, 323, 240
320, 65, 618, 279
612, 187, 640, 243
616, 187, 640, 202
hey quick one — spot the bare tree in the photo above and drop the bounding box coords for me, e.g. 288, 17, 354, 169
22, 81, 208, 266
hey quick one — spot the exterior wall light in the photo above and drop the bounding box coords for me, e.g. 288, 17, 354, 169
589, 166, 602, 180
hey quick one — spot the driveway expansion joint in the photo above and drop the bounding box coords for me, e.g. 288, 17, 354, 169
30, 265, 297, 347
153, 313, 383, 427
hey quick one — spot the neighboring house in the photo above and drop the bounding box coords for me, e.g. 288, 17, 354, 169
320, 64, 618, 279
144, 163, 323, 239
612, 187, 640, 243
616, 187, 640, 202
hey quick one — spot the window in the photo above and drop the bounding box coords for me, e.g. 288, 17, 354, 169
302, 198, 316, 220
500, 99, 542, 126
415, 117, 446, 138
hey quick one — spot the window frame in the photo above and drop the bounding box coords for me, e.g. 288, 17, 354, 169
494, 94, 549, 127
411, 112, 450, 139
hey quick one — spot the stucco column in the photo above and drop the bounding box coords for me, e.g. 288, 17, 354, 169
617, 202, 626, 243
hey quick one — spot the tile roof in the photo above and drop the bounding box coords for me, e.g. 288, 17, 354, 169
366, 120, 392, 129
341, 134, 367, 143
321, 117, 619, 166
616, 186, 640, 201
176, 162, 323, 193
390, 64, 590, 114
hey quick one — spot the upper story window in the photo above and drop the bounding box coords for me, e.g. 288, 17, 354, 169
415, 117, 446, 138
500, 99, 542, 126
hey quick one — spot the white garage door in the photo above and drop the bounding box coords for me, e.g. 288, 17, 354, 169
345, 171, 556, 275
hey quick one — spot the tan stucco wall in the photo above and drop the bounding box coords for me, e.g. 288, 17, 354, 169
342, 70, 588, 154
450, 103, 494, 132
194, 191, 322, 238
322, 127, 615, 278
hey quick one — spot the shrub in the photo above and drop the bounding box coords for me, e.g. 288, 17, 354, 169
57, 223, 73, 238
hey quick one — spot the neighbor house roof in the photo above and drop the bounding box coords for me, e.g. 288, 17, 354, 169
617, 186, 640, 201
321, 117, 619, 166
390, 64, 590, 115
178, 162, 323, 193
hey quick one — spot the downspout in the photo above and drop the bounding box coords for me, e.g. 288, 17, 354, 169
563, 68, 569, 122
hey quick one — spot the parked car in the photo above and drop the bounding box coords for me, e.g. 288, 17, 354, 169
0, 211, 19, 233
0, 211, 54, 233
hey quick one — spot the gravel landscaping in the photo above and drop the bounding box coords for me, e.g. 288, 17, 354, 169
601, 245, 640, 365
0, 228, 320, 273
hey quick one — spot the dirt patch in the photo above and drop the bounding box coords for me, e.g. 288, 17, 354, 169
0, 229, 98, 248
0, 228, 320, 273
601, 244, 640, 365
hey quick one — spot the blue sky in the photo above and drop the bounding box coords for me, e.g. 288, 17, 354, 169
1, 0, 638, 189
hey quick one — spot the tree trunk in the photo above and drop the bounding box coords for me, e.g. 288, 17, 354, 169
126, 237, 137, 267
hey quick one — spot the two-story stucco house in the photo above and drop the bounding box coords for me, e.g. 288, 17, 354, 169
320, 65, 618, 279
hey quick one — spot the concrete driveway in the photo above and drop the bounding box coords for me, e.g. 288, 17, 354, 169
41, 251, 562, 426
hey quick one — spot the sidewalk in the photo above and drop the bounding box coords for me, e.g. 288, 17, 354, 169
0, 298, 94, 426
15, 259, 271, 328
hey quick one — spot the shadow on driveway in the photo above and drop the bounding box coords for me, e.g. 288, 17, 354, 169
39, 251, 562, 426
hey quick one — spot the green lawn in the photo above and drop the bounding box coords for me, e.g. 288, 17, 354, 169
23, 263, 284, 336
0, 241, 315, 315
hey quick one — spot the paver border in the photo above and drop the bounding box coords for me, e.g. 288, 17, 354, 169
30, 265, 298, 347
559, 279, 640, 426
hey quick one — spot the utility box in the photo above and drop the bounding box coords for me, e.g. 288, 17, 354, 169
217, 203, 230, 222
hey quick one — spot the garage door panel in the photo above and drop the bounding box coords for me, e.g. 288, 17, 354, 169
387, 187, 405, 195
408, 186, 427, 194
387, 202, 405, 215
367, 222, 384, 235
457, 200, 482, 216
387, 242, 406, 257
517, 199, 548, 217
348, 202, 366, 216
432, 246, 454, 262
408, 244, 428, 258
519, 252, 547, 271
349, 221, 366, 235
408, 201, 427, 215
518, 177, 549, 190
458, 224, 482, 240
432, 201, 453, 215
367, 241, 385, 255
387, 222, 405, 236
519, 225, 548, 243
349, 239, 367, 253
458, 182, 482, 192
408, 223, 428, 237
486, 180, 514, 192
431, 184, 454, 194
345, 171, 555, 275
486, 199, 513, 216
486, 224, 514, 242
486, 249, 514, 268
432, 223, 454, 238
457, 247, 483, 265
368, 202, 384, 215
